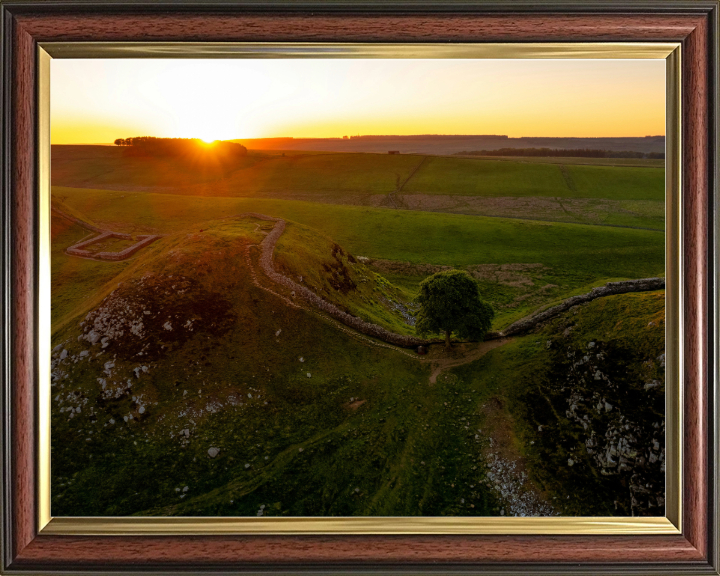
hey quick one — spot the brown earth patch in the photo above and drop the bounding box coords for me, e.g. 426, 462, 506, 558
467, 263, 547, 288
348, 399, 366, 410
367, 258, 452, 277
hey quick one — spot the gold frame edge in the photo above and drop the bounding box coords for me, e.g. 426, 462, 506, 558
39, 41, 679, 60
38, 41, 682, 537
38, 46, 52, 533
42, 516, 679, 536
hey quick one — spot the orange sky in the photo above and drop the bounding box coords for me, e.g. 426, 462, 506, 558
51, 59, 665, 144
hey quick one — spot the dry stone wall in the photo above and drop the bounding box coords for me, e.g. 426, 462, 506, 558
494, 277, 666, 338
249, 214, 429, 348
95, 235, 162, 261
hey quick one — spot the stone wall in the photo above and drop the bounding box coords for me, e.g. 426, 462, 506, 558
253, 216, 429, 348
95, 235, 161, 261
494, 277, 666, 338
246, 213, 666, 349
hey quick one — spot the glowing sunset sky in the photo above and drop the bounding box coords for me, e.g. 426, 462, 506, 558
51, 59, 665, 144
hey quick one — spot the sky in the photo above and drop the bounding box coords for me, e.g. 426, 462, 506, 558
51, 59, 665, 144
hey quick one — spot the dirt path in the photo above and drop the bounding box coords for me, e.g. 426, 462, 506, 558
428, 338, 513, 384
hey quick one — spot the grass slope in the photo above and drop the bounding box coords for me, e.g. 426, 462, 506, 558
52, 146, 422, 196
51, 218, 500, 517
53, 146, 664, 203
54, 188, 664, 276
53, 187, 664, 329
51, 212, 129, 330
404, 157, 664, 201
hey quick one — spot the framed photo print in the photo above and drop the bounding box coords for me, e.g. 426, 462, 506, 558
1, 1, 718, 574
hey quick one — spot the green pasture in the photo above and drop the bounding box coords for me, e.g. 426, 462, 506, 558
53, 147, 664, 203
51, 221, 499, 517
53, 187, 664, 279
452, 155, 664, 168
403, 156, 665, 201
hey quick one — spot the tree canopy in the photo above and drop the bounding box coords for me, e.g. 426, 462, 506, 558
113, 137, 247, 158
415, 270, 494, 347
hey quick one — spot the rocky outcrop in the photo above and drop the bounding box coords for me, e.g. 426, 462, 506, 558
521, 340, 665, 516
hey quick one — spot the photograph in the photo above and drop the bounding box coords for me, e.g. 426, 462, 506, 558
49, 57, 667, 519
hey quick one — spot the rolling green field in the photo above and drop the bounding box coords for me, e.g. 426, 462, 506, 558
53, 145, 665, 230
403, 156, 665, 201
50, 147, 666, 518
453, 155, 665, 168
51, 218, 500, 517
53, 186, 664, 329
53, 187, 663, 275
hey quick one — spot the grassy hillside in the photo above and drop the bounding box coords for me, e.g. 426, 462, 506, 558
49, 146, 667, 518
52, 146, 421, 195
52, 188, 664, 329
51, 211, 129, 329
53, 146, 664, 202
53, 188, 664, 276
51, 217, 503, 517
274, 222, 417, 336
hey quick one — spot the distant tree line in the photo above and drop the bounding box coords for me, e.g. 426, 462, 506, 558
454, 147, 664, 160
113, 137, 247, 158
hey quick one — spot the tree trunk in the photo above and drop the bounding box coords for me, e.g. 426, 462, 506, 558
445, 330, 451, 348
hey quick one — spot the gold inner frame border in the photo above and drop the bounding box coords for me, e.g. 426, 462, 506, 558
37, 41, 682, 536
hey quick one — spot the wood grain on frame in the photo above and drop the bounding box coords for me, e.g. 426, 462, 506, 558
10, 19, 38, 563
3, 5, 717, 573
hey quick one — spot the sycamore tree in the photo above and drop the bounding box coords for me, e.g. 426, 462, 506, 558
415, 270, 494, 348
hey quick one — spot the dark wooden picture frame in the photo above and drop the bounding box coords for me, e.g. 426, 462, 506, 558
1, 1, 718, 573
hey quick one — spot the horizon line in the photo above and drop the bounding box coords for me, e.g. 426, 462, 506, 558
53, 133, 667, 146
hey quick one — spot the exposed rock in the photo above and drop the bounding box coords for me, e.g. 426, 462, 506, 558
207, 447, 219, 458
520, 340, 665, 516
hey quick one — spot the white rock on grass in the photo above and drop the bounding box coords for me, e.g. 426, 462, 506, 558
208, 447, 219, 458
306, 373, 311, 378
60, 349, 68, 360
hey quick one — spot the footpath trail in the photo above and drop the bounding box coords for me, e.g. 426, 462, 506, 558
427, 338, 513, 384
